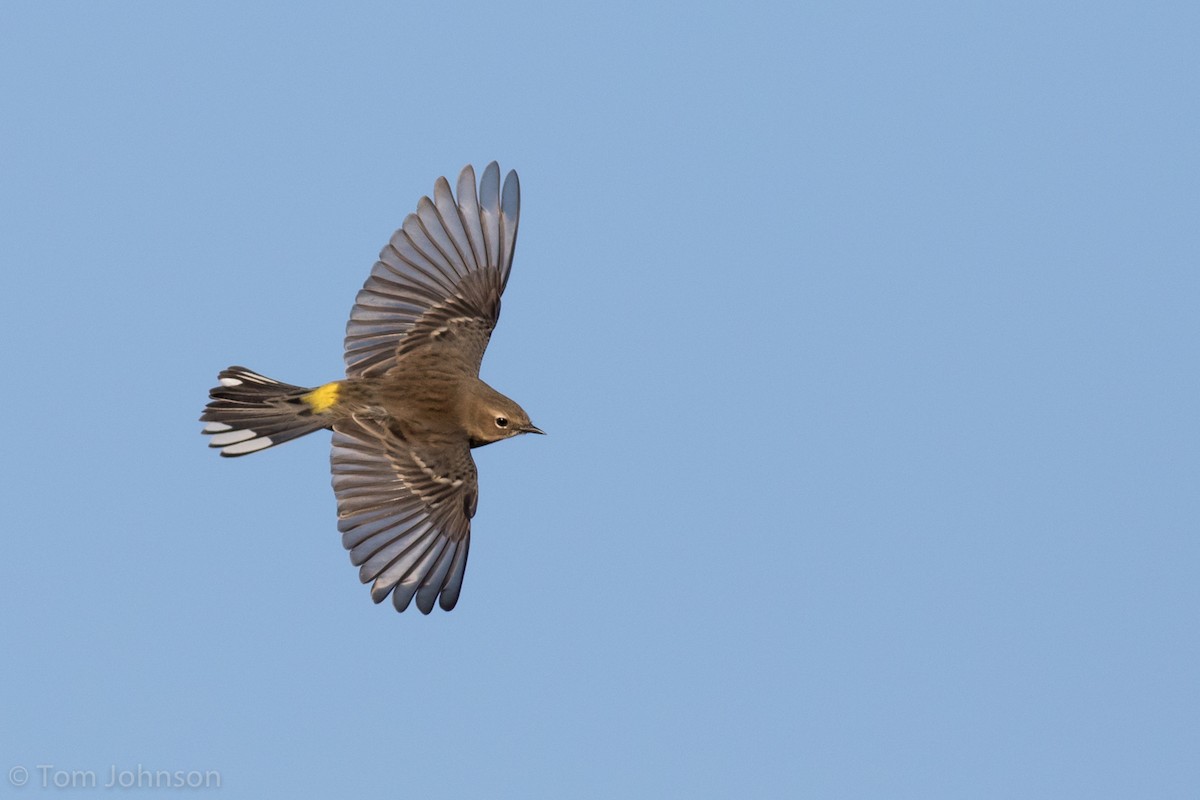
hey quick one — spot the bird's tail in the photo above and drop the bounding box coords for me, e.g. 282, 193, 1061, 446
200, 366, 332, 457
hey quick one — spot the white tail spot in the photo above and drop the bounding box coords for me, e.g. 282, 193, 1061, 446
209, 429, 257, 446
219, 377, 243, 387
203, 422, 233, 433
222, 436, 274, 455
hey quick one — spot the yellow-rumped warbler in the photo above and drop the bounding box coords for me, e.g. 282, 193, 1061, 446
200, 163, 542, 614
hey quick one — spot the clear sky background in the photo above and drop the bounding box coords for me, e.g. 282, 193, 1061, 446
1, 2, 1197, 798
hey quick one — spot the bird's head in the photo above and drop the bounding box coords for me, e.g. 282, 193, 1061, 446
465, 384, 544, 447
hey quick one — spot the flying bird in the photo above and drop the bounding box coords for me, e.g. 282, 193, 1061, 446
200, 163, 542, 614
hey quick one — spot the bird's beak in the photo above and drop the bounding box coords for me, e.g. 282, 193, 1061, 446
521, 424, 546, 435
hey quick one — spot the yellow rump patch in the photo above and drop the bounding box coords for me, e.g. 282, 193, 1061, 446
303, 382, 341, 413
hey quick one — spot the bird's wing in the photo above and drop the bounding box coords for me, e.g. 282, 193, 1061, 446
331, 416, 477, 613
344, 162, 520, 379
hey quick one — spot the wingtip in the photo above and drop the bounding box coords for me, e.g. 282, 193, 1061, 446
480, 161, 501, 199
502, 169, 520, 209
414, 594, 437, 615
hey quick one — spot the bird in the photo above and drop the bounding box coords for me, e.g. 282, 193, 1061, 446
200, 162, 542, 614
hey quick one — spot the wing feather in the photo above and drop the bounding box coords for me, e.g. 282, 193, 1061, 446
330, 419, 477, 613
344, 163, 520, 379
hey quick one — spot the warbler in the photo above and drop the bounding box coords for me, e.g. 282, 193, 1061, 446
200, 163, 542, 614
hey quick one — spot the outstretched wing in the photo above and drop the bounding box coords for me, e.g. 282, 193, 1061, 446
331, 417, 477, 613
344, 162, 520, 378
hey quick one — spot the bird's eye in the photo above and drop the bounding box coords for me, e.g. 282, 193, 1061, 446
495, 416, 509, 428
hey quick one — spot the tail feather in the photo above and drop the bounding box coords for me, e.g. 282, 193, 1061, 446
201, 366, 330, 456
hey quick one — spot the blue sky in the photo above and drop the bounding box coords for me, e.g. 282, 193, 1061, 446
1, 2, 1197, 797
